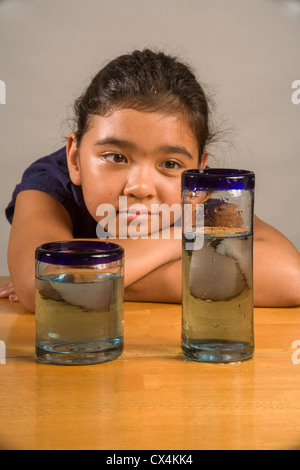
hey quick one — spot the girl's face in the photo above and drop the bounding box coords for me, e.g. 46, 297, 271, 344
67, 108, 207, 237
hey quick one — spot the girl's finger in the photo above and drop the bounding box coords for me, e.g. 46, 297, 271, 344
9, 293, 19, 302
0, 282, 15, 297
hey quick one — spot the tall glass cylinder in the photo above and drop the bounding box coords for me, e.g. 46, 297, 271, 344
181, 169, 255, 363
35, 240, 124, 365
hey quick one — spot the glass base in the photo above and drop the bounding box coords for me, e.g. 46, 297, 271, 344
182, 339, 254, 363
36, 338, 123, 365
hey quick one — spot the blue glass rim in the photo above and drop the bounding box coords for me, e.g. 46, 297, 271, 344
35, 240, 124, 266
182, 168, 255, 191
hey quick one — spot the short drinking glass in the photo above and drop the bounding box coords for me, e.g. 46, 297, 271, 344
35, 240, 124, 365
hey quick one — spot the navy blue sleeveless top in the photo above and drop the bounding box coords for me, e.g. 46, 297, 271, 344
5, 147, 97, 238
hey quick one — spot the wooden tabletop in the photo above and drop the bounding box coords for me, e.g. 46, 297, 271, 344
0, 276, 300, 450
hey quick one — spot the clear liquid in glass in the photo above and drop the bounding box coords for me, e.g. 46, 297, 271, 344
182, 227, 254, 363
35, 272, 124, 365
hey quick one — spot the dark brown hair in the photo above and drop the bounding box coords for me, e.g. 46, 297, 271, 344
74, 48, 215, 158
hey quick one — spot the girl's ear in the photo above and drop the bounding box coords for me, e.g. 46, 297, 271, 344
66, 133, 81, 186
199, 151, 208, 169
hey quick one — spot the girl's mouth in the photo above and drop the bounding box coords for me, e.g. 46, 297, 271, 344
119, 210, 152, 222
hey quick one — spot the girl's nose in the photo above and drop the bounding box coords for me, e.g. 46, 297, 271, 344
123, 165, 156, 200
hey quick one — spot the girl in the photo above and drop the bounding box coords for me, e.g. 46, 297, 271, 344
1, 49, 300, 312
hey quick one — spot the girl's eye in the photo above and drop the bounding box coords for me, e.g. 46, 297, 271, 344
103, 153, 127, 164
162, 160, 182, 170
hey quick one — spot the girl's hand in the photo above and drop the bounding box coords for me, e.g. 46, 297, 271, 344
0, 282, 19, 302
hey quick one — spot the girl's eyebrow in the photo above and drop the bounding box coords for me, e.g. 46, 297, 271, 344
94, 138, 194, 159
157, 145, 194, 160
94, 137, 134, 148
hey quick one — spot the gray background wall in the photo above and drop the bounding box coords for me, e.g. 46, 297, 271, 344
0, 0, 299, 275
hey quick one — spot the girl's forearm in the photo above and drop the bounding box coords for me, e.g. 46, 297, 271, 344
253, 240, 300, 307
125, 259, 182, 303
253, 216, 300, 307
97, 227, 182, 287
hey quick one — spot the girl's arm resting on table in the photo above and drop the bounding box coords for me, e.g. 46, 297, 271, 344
125, 259, 182, 303
4, 191, 300, 310
98, 226, 181, 288
253, 216, 300, 307
6, 190, 181, 312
